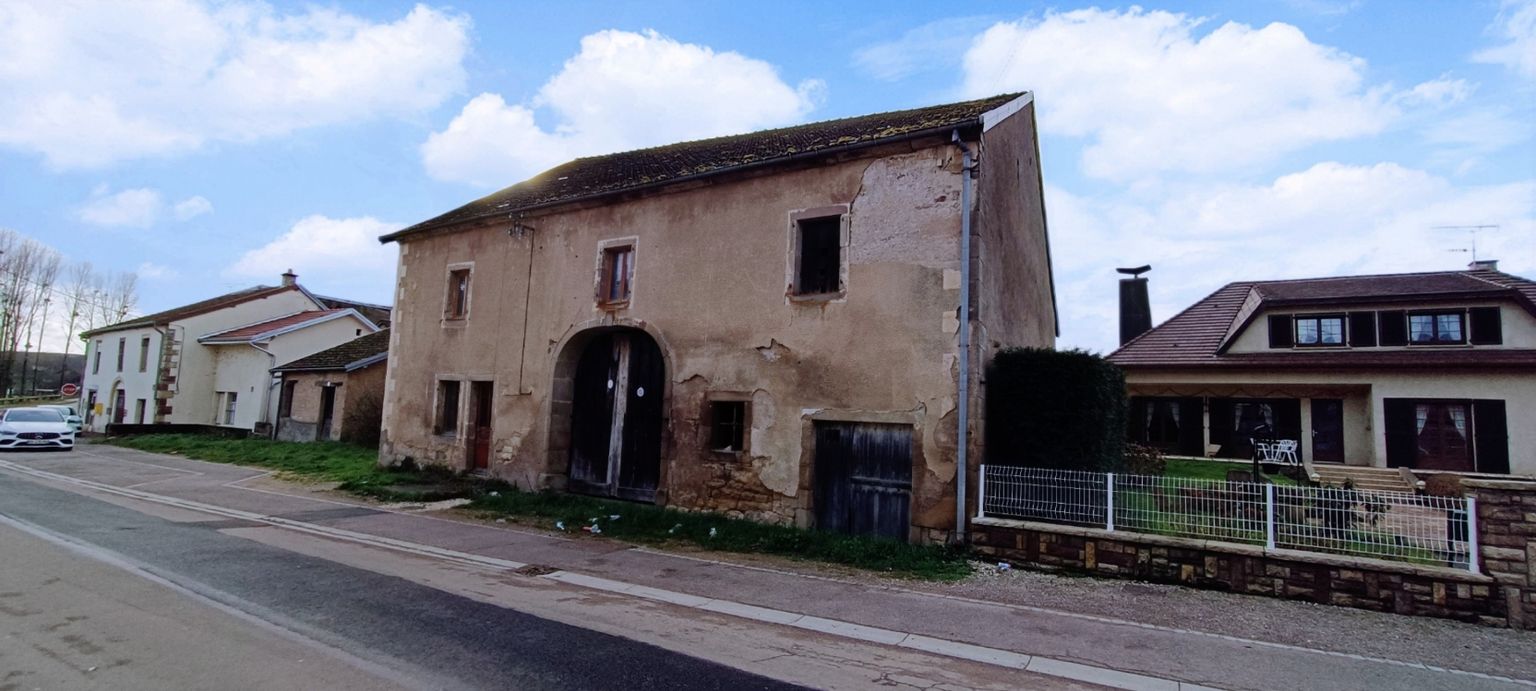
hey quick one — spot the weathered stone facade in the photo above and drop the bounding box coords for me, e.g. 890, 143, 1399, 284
379, 95, 1056, 541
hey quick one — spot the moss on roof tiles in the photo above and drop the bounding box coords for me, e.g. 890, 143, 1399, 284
384, 93, 1023, 242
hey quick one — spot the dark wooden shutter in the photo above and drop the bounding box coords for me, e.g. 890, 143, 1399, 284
1348, 312, 1377, 347
1469, 307, 1503, 345
1382, 399, 1416, 468
1472, 400, 1509, 474
1267, 315, 1293, 348
1177, 397, 1204, 456
1378, 310, 1408, 346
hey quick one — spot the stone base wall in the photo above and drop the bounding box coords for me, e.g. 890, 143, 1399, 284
1465, 479, 1536, 629
971, 518, 1505, 627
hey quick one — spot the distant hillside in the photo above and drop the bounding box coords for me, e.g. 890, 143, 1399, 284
1, 352, 86, 395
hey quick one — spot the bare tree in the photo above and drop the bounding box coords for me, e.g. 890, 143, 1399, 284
0, 231, 62, 394
56, 261, 96, 386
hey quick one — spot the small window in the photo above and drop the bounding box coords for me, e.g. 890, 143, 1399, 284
116, 337, 126, 371
139, 336, 151, 372
598, 245, 635, 305
277, 380, 297, 418
794, 216, 842, 296
1294, 315, 1345, 346
708, 401, 748, 453
435, 380, 461, 436
1408, 311, 1465, 344
446, 268, 471, 320
222, 392, 237, 425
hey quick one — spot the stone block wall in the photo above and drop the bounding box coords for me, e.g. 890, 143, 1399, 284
971, 518, 1504, 626
1465, 479, 1536, 629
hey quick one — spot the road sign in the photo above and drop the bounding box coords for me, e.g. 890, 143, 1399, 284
60, 383, 79, 397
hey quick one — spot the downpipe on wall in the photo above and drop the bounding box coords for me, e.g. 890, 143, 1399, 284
249, 342, 278, 439
952, 130, 974, 545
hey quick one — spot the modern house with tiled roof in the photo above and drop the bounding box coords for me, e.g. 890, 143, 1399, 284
271, 330, 390, 443
1109, 262, 1534, 478
77, 271, 385, 435
378, 93, 1057, 543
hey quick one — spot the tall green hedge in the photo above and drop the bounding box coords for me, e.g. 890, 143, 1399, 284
984, 347, 1127, 472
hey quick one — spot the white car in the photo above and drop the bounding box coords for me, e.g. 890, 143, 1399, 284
0, 407, 76, 451
37, 404, 83, 433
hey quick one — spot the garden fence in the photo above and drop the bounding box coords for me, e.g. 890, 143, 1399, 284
978, 465, 1477, 572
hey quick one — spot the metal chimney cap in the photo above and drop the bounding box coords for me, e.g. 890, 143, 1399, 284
1116, 265, 1151, 277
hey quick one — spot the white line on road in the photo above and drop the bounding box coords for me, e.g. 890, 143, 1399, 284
4, 457, 1532, 690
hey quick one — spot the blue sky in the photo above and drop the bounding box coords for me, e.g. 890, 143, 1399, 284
4, 0, 1533, 353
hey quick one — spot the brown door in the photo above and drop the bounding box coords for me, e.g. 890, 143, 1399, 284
112, 389, 126, 424
1310, 399, 1345, 463
468, 381, 493, 471
567, 332, 663, 502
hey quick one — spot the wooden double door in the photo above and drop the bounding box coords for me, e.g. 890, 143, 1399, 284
567, 332, 664, 502
814, 422, 913, 542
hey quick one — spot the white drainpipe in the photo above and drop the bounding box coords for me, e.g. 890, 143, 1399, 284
952, 129, 976, 544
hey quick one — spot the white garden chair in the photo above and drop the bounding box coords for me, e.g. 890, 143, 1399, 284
1273, 439, 1300, 465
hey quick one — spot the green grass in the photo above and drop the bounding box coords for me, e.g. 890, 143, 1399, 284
1164, 457, 1298, 486
103, 433, 972, 580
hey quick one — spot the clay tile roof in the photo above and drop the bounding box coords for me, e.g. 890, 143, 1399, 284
381, 93, 1025, 242
272, 329, 390, 372
198, 310, 348, 343
1110, 269, 1536, 370
80, 285, 297, 337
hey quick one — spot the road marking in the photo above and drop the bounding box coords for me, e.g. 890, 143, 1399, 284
0, 510, 444, 690
5, 457, 1533, 690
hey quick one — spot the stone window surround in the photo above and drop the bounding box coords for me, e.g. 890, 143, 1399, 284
705, 392, 752, 458
442, 261, 474, 325
594, 236, 639, 311
785, 204, 850, 304
432, 376, 464, 437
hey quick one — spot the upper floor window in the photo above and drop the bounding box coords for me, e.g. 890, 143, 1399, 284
116, 337, 126, 371
138, 336, 151, 372
1294, 315, 1344, 346
1409, 311, 1464, 344
445, 268, 471, 320
598, 244, 634, 306
92, 340, 102, 374
793, 215, 842, 296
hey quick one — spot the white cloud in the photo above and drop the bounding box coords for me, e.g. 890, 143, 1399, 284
1051, 164, 1536, 351
1396, 77, 1474, 108
226, 215, 398, 301
961, 8, 1398, 181
854, 17, 995, 81
136, 262, 177, 280
1474, 0, 1536, 78
77, 187, 163, 227
423, 29, 822, 187
173, 196, 213, 221
0, 2, 469, 169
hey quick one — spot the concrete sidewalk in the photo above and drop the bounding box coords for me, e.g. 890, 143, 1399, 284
8, 444, 1536, 691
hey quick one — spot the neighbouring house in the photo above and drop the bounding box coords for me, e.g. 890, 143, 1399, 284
1108, 261, 1534, 477
77, 271, 387, 435
270, 329, 390, 444
377, 93, 1057, 543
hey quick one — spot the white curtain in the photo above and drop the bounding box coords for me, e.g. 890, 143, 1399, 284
1448, 406, 1468, 439
1168, 402, 1181, 426
1415, 404, 1428, 434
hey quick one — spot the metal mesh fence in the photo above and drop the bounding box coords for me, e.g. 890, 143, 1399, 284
979, 465, 1475, 571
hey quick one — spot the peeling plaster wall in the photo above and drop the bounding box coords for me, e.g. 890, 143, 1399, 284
383, 129, 1052, 538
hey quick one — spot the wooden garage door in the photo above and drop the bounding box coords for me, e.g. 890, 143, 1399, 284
814, 422, 912, 542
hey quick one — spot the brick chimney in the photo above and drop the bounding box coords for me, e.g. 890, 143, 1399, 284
1468, 259, 1499, 272
1117, 265, 1153, 346
281, 269, 298, 287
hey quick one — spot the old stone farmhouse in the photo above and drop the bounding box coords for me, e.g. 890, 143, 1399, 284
272, 329, 390, 444
378, 93, 1057, 542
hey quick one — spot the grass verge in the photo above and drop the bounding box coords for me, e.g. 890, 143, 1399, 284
1165, 457, 1298, 486
101, 434, 971, 580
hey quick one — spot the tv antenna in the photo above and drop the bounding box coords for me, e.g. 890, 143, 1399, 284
1434, 224, 1498, 262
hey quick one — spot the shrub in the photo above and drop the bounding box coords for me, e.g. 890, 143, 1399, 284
1123, 443, 1166, 475
985, 347, 1127, 472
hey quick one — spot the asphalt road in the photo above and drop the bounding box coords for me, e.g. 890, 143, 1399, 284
0, 470, 803, 691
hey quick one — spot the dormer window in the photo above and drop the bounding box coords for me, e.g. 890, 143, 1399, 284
1294, 315, 1344, 347
1409, 311, 1464, 344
